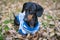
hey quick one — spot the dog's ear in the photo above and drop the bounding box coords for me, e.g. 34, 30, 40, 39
36, 4, 44, 17
21, 3, 27, 13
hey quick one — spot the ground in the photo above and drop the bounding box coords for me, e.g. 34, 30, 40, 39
0, 0, 60, 40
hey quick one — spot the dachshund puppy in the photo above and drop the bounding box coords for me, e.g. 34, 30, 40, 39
14, 2, 44, 35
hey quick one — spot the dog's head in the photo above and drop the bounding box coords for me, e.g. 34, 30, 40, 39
22, 2, 44, 27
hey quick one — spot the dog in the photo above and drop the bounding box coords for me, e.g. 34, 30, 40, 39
14, 2, 44, 35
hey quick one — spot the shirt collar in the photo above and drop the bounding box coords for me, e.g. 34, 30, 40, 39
23, 21, 40, 31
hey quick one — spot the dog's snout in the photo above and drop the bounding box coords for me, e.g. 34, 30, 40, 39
28, 15, 33, 21
24, 15, 33, 21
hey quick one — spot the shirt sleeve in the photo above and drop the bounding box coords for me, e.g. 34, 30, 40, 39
15, 15, 20, 24
15, 12, 23, 23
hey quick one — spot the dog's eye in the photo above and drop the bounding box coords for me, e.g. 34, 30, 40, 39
29, 10, 32, 12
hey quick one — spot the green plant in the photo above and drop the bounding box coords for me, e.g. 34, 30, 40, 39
49, 24, 55, 28
42, 21, 48, 28
46, 15, 52, 20
4, 25, 10, 31
3, 20, 10, 24
0, 25, 2, 34
0, 34, 3, 40
0, 28, 2, 33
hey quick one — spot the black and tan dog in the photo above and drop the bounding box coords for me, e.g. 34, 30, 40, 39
14, 2, 44, 35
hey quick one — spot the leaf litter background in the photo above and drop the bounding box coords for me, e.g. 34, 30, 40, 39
0, 0, 60, 40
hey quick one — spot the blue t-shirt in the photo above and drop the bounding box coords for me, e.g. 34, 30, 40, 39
16, 11, 40, 35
